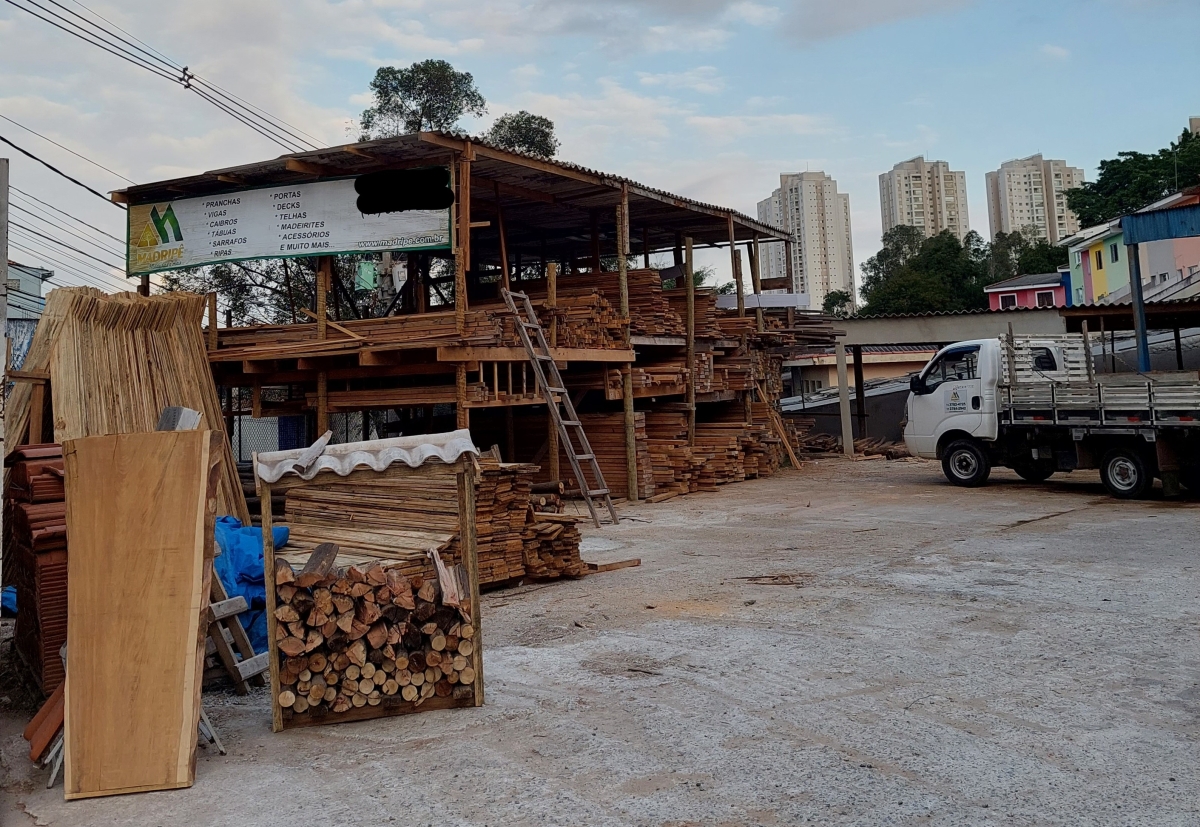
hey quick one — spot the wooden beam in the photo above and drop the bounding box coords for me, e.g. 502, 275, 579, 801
547, 260, 559, 483
729, 214, 744, 318
456, 151, 472, 334
316, 256, 331, 340
749, 235, 764, 333
455, 363, 469, 429
216, 174, 247, 185
299, 307, 364, 340
436, 345, 632, 363
495, 181, 510, 291
284, 158, 342, 177
207, 292, 218, 351
316, 372, 329, 435
685, 236, 696, 447
618, 184, 638, 502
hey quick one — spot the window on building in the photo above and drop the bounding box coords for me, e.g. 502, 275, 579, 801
1094, 250, 1104, 270
1035, 290, 1055, 307
1073, 251, 1082, 266
1110, 243, 1119, 263
999, 294, 1018, 309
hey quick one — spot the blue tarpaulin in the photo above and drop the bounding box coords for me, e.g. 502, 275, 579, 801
214, 517, 288, 654
1, 586, 15, 616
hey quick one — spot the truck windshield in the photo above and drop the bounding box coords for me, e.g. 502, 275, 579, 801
923, 347, 979, 392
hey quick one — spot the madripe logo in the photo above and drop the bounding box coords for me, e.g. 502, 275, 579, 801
130, 203, 185, 272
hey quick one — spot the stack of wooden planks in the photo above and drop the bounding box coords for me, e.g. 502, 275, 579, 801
562, 412, 654, 500
482, 292, 625, 350
6, 444, 68, 695
663, 288, 724, 339
6, 288, 248, 522
498, 270, 684, 337
524, 514, 587, 579
272, 551, 479, 723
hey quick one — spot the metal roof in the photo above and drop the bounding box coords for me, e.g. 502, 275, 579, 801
847, 305, 1053, 321
112, 131, 790, 260
255, 429, 477, 483
982, 272, 1063, 292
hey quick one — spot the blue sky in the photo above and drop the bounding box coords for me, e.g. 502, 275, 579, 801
1, 0, 1198, 291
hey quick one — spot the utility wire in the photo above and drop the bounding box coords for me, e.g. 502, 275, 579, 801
6, 0, 322, 152
8, 232, 125, 287
8, 239, 122, 291
10, 202, 123, 258
0, 133, 122, 207
0, 113, 135, 184
9, 220, 126, 269
10, 186, 123, 243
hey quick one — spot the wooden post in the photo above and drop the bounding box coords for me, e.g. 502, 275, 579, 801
1081, 320, 1096, 383
207, 292, 218, 351
728, 214, 744, 317
643, 226, 651, 269
784, 237, 796, 327
673, 232, 683, 267
456, 149, 473, 334
255, 458, 284, 732
28, 382, 45, 445
138, 273, 150, 297
618, 185, 637, 501
749, 234, 763, 333
685, 236, 696, 447
316, 256, 331, 340
283, 259, 298, 323
590, 210, 601, 272
456, 363, 469, 430
851, 344, 867, 439
495, 181, 511, 291
456, 461, 483, 705
546, 261, 559, 483
835, 342, 854, 457
316, 372, 329, 436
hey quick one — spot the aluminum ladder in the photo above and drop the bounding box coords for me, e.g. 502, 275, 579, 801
500, 288, 619, 528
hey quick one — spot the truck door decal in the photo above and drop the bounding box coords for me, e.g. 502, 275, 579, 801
946, 387, 968, 413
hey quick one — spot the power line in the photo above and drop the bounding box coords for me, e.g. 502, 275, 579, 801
6, 0, 323, 152
10, 202, 123, 259
8, 239, 122, 291
8, 231, 124, 284
0, 132, 122, 207
0, 113, 135, 184
9, 220, 126, 269
10, 186, 123, 242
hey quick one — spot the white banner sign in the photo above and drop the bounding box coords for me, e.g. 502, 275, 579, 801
127, 177, 451, 275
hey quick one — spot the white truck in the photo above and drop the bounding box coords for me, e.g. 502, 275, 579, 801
902, 334, 1200, 498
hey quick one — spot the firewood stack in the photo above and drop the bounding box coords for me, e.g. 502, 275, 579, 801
273, 553, 478, 720
5, 444, 68, 694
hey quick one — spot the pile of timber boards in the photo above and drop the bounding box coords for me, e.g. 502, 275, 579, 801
479, 292, 625, 350
5, 288, 248, 522
492, 270, 684, 337
272, 553, 479, 723
6, 444, 68, 694
663, 289, 724, 339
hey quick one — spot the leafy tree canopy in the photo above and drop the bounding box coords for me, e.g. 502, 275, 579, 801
860, 229, 990, 316
1066, 129, 1200, 226
986, 229, 1069, 284
360, 60, 486, 139
822, 289, 853, 318
486, 111, 559, 158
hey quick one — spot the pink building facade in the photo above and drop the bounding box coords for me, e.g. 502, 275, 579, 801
984, 273, 1067, 310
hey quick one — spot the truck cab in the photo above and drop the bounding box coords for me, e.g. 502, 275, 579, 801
903, 339, 1000, 458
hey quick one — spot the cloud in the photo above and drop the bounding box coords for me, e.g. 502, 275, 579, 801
1040, 43, 1071, 60
725, 2, 783, 25
638, 66, 725, 94
784, 0, 968, 41
685, 113, 836, 145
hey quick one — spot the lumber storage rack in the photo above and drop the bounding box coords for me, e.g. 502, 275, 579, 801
253, 439, 483, 732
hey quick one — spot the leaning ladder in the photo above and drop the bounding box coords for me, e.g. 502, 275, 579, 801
501, 289, 619, 528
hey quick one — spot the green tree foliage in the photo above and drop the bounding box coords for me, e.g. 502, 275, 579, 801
1066, 129, 1200, 226
986, 229, 1069, 283
822, 289, 853, 318
486, 111, 559, 158
360, 60, 486, 139
860, 229, 990, 315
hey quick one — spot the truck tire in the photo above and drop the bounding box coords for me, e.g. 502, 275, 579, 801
1013, 462, 1054, 483
1100, 448, 1152, 499
942, 439, 991, 487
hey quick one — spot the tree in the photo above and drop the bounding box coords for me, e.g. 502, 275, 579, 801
860, 229, 989, 316
985, 229, 1069, 284
486, 111, 559, 158
1066, 129, 1200, 226
822, 289, 853, 318
360, 60, 486, 139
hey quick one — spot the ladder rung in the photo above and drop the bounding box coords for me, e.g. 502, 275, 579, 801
587, 488, 609, 497
561, 420, 580, 427
573, 453, 594, 461
520, 320, 541, 328
546, 386, 566, 394
534, 353, 555, 361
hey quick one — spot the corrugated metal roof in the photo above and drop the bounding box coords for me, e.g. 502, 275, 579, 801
983, 272, 1063, 291
255, 429, 477, 483
848, 305, 1057, 321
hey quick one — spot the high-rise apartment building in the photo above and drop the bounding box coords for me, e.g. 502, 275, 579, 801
985, 154, 1085, 244
878, 156, 970, 241
757, 172, 855, 310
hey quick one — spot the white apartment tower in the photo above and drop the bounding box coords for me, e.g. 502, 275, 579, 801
756, 172, 854, 310
879, 156, 970, 241
986, 154, 1085, 243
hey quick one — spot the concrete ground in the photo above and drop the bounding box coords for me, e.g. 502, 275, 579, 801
2, 457, 1199, 826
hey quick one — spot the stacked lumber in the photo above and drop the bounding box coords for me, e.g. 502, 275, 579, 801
797, 432, 842, 453
562, 412, 654, 500
482, 292, 625, 350
644, 412, 697, 497
6, 444, 67, 695
6, 288, 248, 522
272, 552, 478, 721
855, 438, 910, 459
496, 270, 684, 337
663, 288, 724, 339
524, 513, 586, 579
592, 362, 687, 399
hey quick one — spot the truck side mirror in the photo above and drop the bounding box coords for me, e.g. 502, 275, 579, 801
909, 374, 928, 395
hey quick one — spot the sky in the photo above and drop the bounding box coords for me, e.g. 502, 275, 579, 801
1, 0, 1199, 294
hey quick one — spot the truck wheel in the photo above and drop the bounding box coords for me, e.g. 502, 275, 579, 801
1013, 462, 1054, 483
942, 439, 991, 487
1100, 449, 1152, 499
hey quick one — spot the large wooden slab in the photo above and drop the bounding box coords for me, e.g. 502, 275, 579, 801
63, 430, 220, 800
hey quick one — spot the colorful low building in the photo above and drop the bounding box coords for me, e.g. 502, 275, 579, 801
984, 272, 1068, 310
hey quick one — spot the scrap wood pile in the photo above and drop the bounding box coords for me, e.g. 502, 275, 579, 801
278, 459, 585, 587
855, 438, 911, 459
5, 444, 68, 694
272, 549, 479, 722
795, 432, 842, 453
6, 287, 248, 522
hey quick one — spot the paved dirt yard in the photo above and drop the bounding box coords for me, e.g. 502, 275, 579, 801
2, 457, 1198, 826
